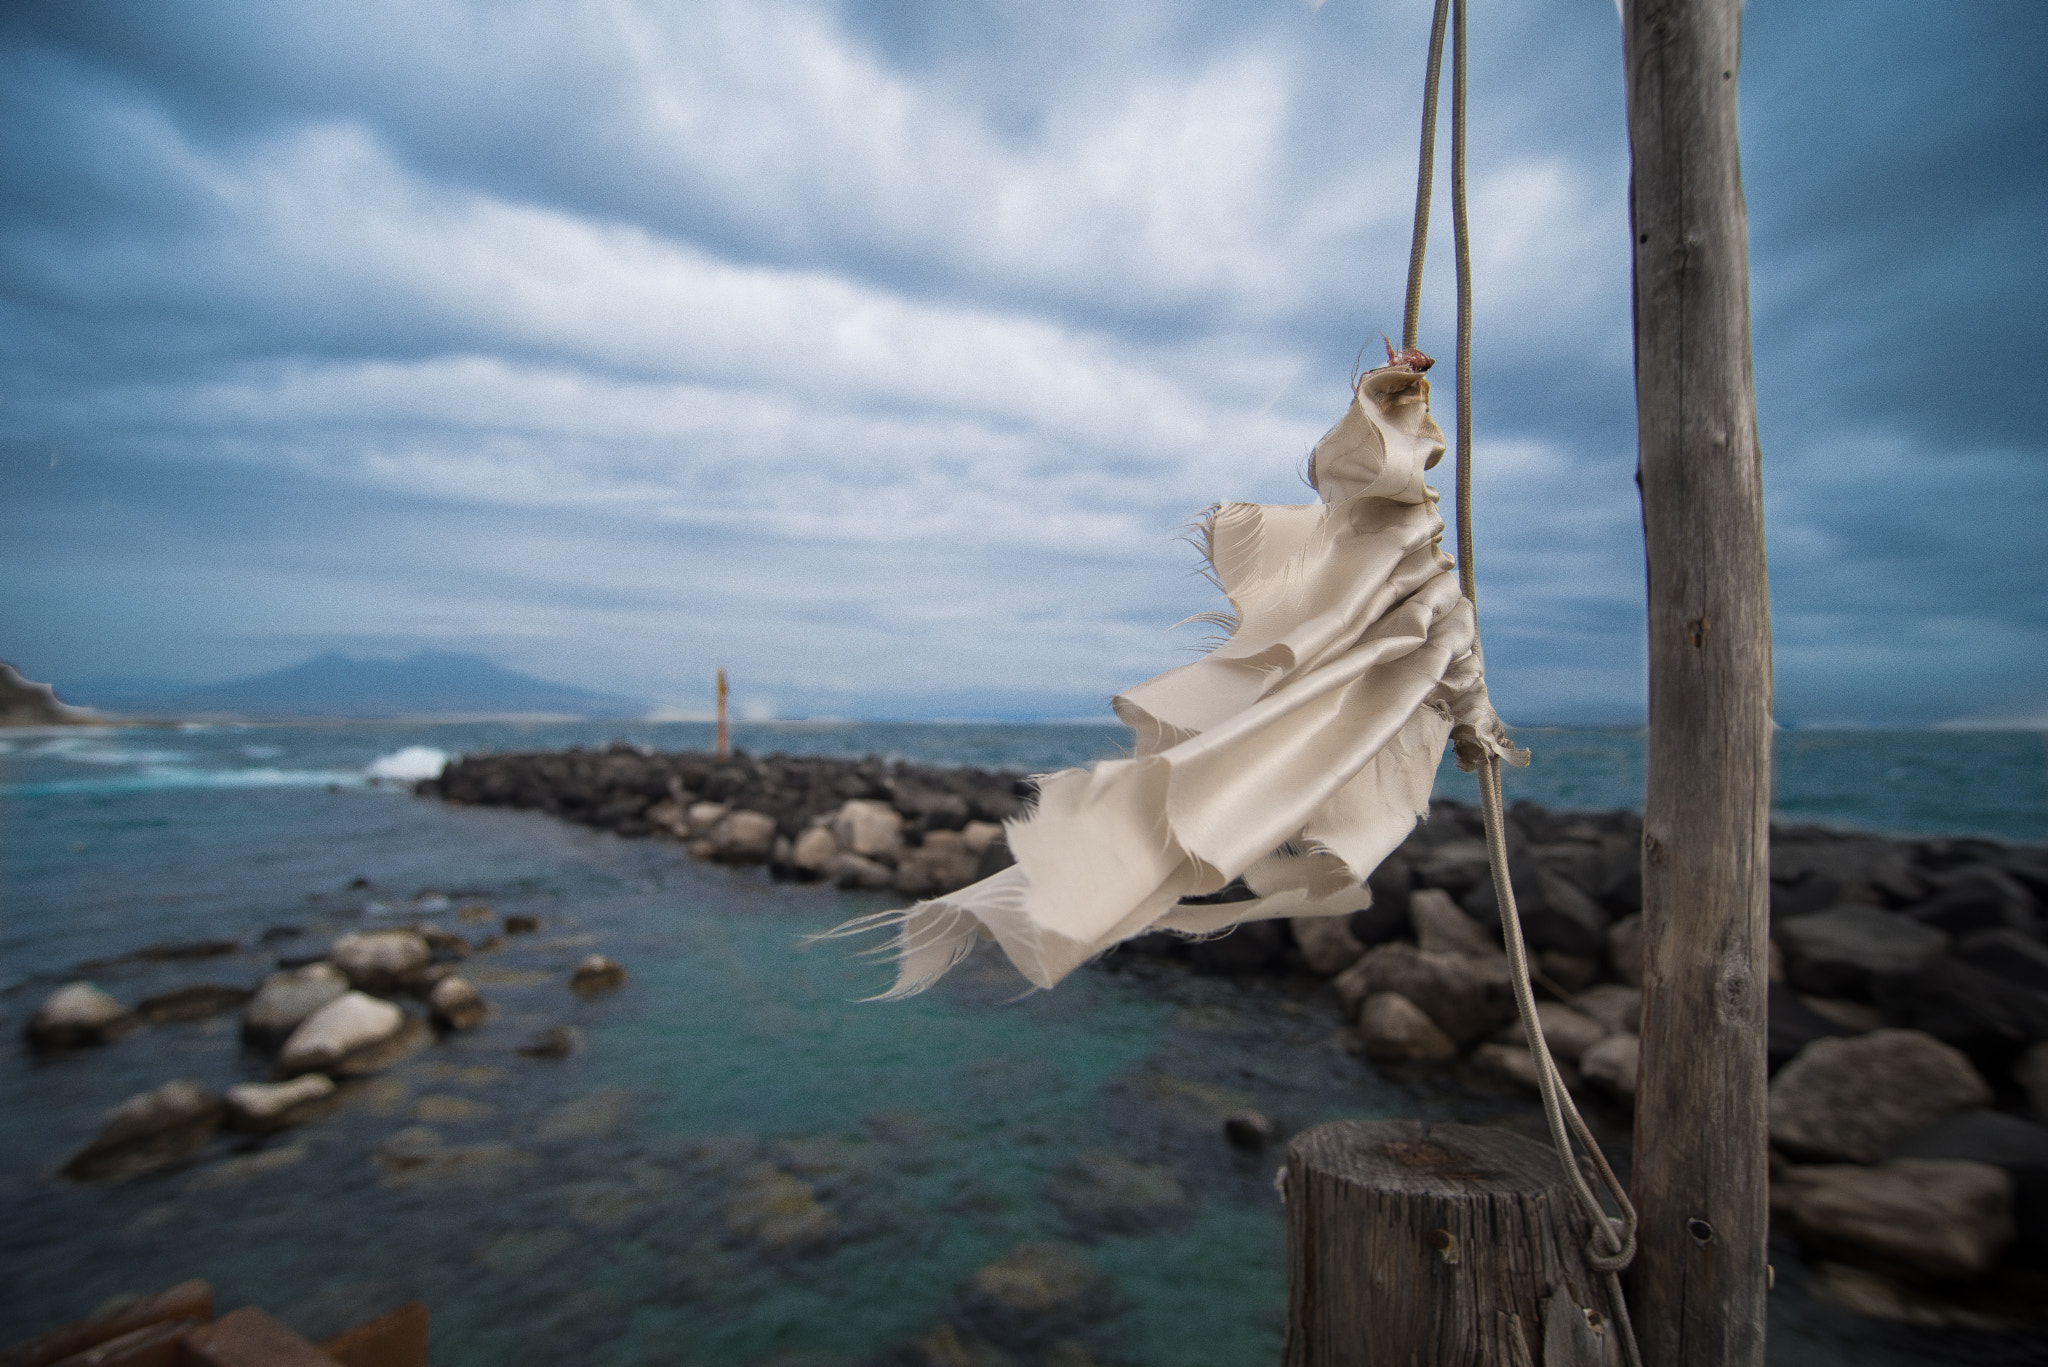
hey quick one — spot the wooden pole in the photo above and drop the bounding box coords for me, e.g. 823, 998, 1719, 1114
1284, 1120, 1627, 1366
715, 667, 730, 761
1620, 1, 1773, 1363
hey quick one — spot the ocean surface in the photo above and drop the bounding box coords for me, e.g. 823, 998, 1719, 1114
2, 722, 2044, 1365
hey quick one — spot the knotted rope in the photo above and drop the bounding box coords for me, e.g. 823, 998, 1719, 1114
1399, 5, 1643, 1361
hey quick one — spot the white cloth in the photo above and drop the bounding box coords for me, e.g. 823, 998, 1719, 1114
843, 363, 1523, 997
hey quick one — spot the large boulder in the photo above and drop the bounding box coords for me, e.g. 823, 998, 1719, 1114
705, 809, 778, 863
1469, 1043, 1578, 1094
1606, 913, 1644, 987
1572, 984, 1642, 1037
223, 1074, 336, 1132
1773, 1158, 2014, 1280
1580, 1033, 1640, 1103
1463, 865, 1609, 959
1291, 916, 1367, 976
1906, 866, 2038, 937
1775, 906, 1946, 998
1491, 1001, 1608, 1065
789, 825, 840, 876
827, 851, 895, 890
25, 982, 134, 1049
329, 930, 432, 994
1871, 957, 2048, 1057
893, 830, 981, 898
1767, 980, 1858, 1073
1183, 919, 1288, 975
63, 1080, 221, 1180
1409, 888, 1497, 958
1954, 927, 2048, 991
1357, 992, 1457, 1062
242, 962, 349, 1046
1886, 1108, 2048, 1266
274, 991, 409, 1078
1768, 1029, 1994, 1163
1334, 942, 1514, 1043
832, 799, 905, 860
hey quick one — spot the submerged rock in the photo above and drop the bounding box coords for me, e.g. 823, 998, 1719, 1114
721, 1163, 837, 1252
427, 975, 490, 1030
275, 991, 409, 1078
1223, 1111, 1276, 1152
136, 984, 252, 1024
223, 1075, 337, 1132
243, 962, 349, 1047
1049, 1152, 1185, 1234
64, 1080, 221, 1180
1769, 1029, 1994, 1163
1290, 915, 1366, 976
516, 1025, 579, 1059
1334, 943, 1514, 1043
25, 982, 134, 1049
569, 955, 626, 993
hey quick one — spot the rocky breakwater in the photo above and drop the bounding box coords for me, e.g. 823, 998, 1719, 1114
25, 911, 629, 1184
425, 744, 1028, 898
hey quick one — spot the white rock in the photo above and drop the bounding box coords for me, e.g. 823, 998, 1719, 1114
1775, 1158, 2014, 1279
827, 851, 896, 890
329, 930, 432, 993
1580, 1032, 1640, 1102
243, 962, 349, 1045
25, 982, 132, 1049
1358, 992, 1457, 1062
832, 799, 904, 859
1571, 983, 1643, 1036
707, 809, 778, 863
961, 821, 1005, 857
223, 1074, 336, 1131
686, 801, 729, 834
791, 825, 840, 873
276, 991, 406, 1077
1291, 915, 1367, 976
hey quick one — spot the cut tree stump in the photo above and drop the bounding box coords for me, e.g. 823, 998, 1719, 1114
1284, 1119, 1623, 1367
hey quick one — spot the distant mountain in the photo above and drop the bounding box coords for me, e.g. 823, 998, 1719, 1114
71, 651, 649, 720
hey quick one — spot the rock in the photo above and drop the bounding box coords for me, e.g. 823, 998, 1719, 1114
1607, 913, 1643, 987
1775, 906, 1946, 998
412, 923, 468, 956
569, 955, 626, 993
1357, 992, 1458, 1062
456, 903, 495, 923
958, 1242, 1105, 1352
644, 798, 691, 838
25, 982, 134, 1049
1774, 1158, 2014, 1279
223, 1074, 337, 1132
242, 962, 349, 1047
2017, 1042, 2048, 1124
1871, 956, 2048, 1056
64, 1080, 222, 1180
790, 825, 839, 875
964, 1241, 1098, 1314
685, 800, 730, 834
0, 1277, 215, 1367
1491, 1001, 1608, 1065
1579, 1032, 1640, 1102
1886, 1108, 2048, 1265
1223, 1111, 1276, 1151
1535, 950, 1602, 993
961, 821, 1004, 856
1470, 1042, 1578, 1093
1352, 855, 1414, 943
1183, 919, 1288, 974
1411, 838, 1492, 897
1768, 1028, 1994, 1162
707, 809, 778, 863
516, 1025, 578, 1059
136, 939, 240, 961
181, 1305, 339, 1366
275, 991, 408, 1078
427, 976, 490, 1030
135, 984, 252, 1024
1907, 866, 2038, 937
313, 1300, 430, 1367
1571, 984, 1643, 1036
832, 798, 906, 860
328, 930, 432, 994
894, 830, 982, 897
1334, 942, 1515, 1043
827, 851, 896, 890
1768, 980, 1858, 1073
1290, 915, 1367, 976
721, 1164, 838, 1251
1799, 995, 1885, 1033
1410, 888, 1497, 958
1049, 1151, 1186, 1233
1463, 865, 1609, 959
1954, 927, 2048, 991
503, 914, 541, 934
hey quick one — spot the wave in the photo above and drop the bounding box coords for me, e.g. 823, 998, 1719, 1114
364, 746, 449, 782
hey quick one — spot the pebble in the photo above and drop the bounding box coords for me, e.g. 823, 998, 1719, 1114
569, 955, 626, 993
427, 975, 490, 1030
328, 930, 432, 994
224, 1074, 337, 1131
25, 982, 134, 1049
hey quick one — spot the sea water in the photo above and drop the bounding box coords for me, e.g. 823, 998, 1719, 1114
1, 722, 2043, 1365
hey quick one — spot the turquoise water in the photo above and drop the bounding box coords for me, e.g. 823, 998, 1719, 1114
1, 723, 2043, 1364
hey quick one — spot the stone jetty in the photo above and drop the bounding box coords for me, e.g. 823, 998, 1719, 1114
421, 743, 2048, 1298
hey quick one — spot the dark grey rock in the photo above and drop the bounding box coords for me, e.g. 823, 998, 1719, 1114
1334, 942, 1514, 1043
1463, 865, 1609, 959
1886, 1108, 2048, 1265
1769, 1028, 1993, 1163
136, 984, 251, 1024
1908, 866, 2039, 937
64, 1080, 222, 1180
1223, 1111, 1276, 1151
1768, 980, 1856, 1074
1872, 957, 2048, 1055
1775, 905, 1946, 998
1182, 919, 1286, 975
1955, 927, 2048, 991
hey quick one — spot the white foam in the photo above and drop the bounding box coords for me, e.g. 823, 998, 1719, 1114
365, 746, 449, 782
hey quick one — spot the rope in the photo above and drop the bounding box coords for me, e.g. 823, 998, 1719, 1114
1403, 5, 1643, 1361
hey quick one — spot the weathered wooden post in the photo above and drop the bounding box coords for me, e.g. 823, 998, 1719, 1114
1284, 1121, 1626, 1366
1621, 0, 1774, 1363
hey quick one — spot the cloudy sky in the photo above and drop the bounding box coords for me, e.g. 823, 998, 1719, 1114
2, 0, 2042, 725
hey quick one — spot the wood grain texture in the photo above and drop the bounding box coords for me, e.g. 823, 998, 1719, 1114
1283, 1120, 1625, 1367
1620, 2, 1773, 1364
